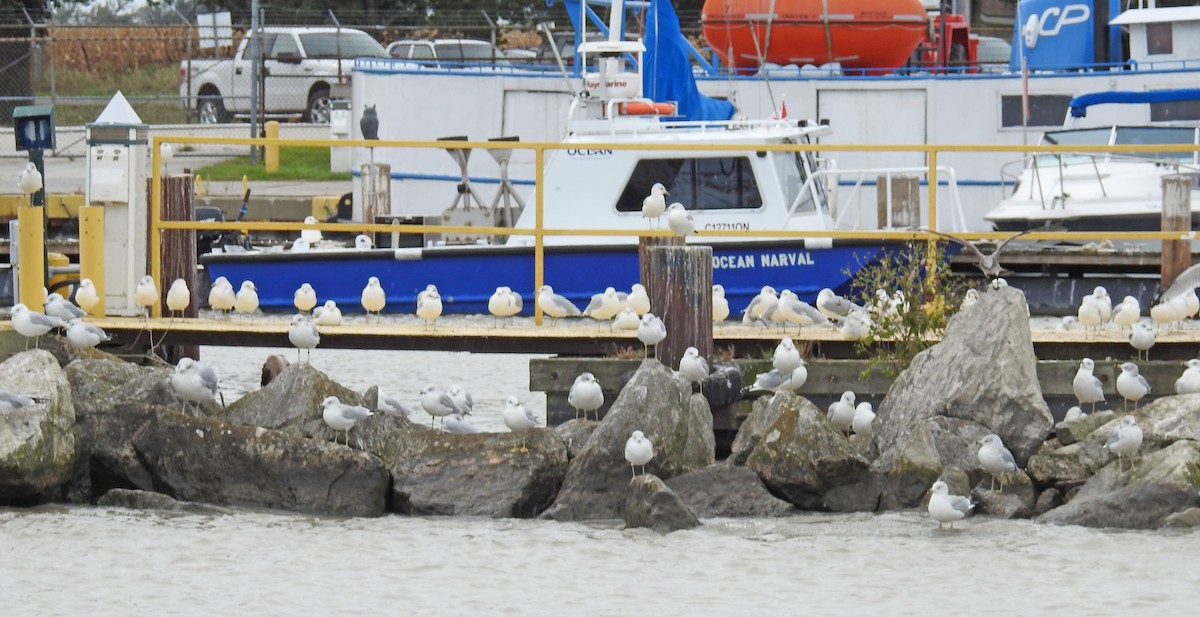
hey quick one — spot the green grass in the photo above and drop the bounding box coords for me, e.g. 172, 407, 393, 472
37, 64, 190, 125
193, 146, 352, 181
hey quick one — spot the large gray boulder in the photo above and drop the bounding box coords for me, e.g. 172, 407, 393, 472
542, 359, 715, 521
745, 393, 879, 511
0, 350, 75, 504
872, 286, 1052, 507
66, 358, 177, 414
665, 464, 796, 517
624, 474, 701, 533
224, 363, 366, 436
1038, 440, 1200, 528
728, 395, 781, 466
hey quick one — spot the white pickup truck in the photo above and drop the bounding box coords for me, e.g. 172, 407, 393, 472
179, 26, 387, 124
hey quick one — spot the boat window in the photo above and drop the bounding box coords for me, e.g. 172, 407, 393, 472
615, 157, 763, 212
1151, 99, 1200, 123
773, 151, 819, 214
1000, 95, 1072, 128
1035, 128, 1113, 165
1146, 23, 1173, 56
1114, 127, 1197, 161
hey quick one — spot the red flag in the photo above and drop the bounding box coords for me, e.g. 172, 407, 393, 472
780, 99, 788, 119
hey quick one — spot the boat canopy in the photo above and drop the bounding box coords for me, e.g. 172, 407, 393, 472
1068, 88, 1200, 118
643, 0, 735, 122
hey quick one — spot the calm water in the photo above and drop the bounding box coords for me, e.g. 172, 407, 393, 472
2, 506, 1194, 615
4, 346, 1195, 614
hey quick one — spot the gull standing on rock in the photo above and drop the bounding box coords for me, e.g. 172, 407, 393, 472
1175, 359, 1200, 395
665, 202, 696, 237
11, 303, 63, 349
45, 294, 86, 322
208, 277, 235, 315
234, 280, 259, 316
977, 434, 1018, 491
568, 372, 603, 421
960, 288, 980, 311
1129, 321, 1156, 361
288, 314, 320, 362
773, 337, 802, 374
76, 278, 100, 314
1105, 415, 1143, 475
503, 396, 538, 452
321, 396, 373, 446
749, 365, 806, 394
166, 278, 190, 318
442, 412, 481, 434
641, 182, 668, 227
712, 284, 730, 322
537, 285, 580, 325
928, 480, 973, 529
293, 283, 317, 313
1116, 362, 1150, 411
65, 318, 110, 349
446, 385, 474, 417
626, 283, 651, 317
624, 430, 654, 477
851, 402, 876, 440
678, 347, 709, 391
313, 300, 343, 326
134, 275, 158, 317
636, 313, 667, 357
826, 391, 856, 435
419, 385, 457, 429
361, 276, 386, 316
1072, 357, 1105, 414
171, 358, 223, 414
416, 284, 443, 329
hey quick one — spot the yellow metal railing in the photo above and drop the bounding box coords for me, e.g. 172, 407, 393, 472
148, 135, 1200, 319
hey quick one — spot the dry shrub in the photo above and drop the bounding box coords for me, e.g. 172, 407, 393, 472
50, 26, 195, 73
499, 29, 542, 50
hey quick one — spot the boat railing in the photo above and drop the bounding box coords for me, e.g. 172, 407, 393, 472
795, 166, 970, 233
1019, 151, 1200, 210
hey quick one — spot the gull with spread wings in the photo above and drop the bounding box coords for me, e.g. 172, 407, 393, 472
923, 229, 1032, 279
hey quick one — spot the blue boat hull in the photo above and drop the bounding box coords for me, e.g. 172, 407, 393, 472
200, 241, 897, 316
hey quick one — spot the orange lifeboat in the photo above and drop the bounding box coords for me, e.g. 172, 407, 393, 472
702, 0, 929, 73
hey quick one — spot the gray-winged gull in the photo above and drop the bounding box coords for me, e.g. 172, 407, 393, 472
624, 429, 654, 477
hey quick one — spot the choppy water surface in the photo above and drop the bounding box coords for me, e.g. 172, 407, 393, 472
2, 506, 1195, 616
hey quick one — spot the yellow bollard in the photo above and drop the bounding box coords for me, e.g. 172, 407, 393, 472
79, 205, 105, 317
242, 174, 249, 194
17, 205, 46, 312
47, 252, 70, 299
265, 120, 280, 173
195, 174, 204, 196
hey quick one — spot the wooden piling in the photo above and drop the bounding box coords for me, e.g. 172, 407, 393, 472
1161, 174, 1192, 288
159, 174, 199, 362
877, 174, 920, 229
640, 238, 712, 369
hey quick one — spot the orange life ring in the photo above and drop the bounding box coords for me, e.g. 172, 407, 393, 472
619, 102, 677, 115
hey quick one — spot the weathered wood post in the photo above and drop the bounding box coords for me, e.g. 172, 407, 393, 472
877, 173, 920, 228
1161, 174, 1192, 287
639, 237, 712, 369
159, 173, 199, 362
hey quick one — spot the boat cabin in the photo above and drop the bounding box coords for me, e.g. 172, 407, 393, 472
1111, 5, 1200, 68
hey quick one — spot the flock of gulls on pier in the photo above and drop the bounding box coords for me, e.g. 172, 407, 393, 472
6, 175, 1200, 527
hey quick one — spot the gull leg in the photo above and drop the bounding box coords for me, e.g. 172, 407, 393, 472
630, 463, 636, 478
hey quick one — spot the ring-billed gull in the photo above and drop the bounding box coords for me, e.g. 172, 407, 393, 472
416, 284, 443, 329
301, 215, 322, 244
11, 303, 63, 349
626, 284, 651, 316
1104, 415, 1143, 475
1076, 295, 1103, 337
503, 396, 538, 452
208, 277, 235, 315
678, 346, 709, 392
712, 284, 730, 322
1115, 362, 1150, 411
582, 287, 622, 328
171, 358, 223, 414
290, 238, 310, 252
536, 285, 580, 325
636, 313, 666, 357
442, 412, 481, 434
65, 318, 111, 349
361, 276, 386, 316
816, 287, 863, 321
293, 283, 317, 313
665, 202, 696, 237
375, 388, 412, 417
1072, 358, 1105, 413
312, 300, 343, 326
771, 290, 829, 334
165, 278, 190, 318
826, 391, 856, 435
1091, 286, 1113, 322
18, 161, 42, 199
960, 289, 980, 310
234, 280, 259, 316
840, 308, 871, 340
288, 314, 320, 363
1111, 296, 1140, 330
772, 337, 802, 374
446, 385, 474, 416
924, 229, 1030, 278
624, 430, 654, 477
488, 286, 523, 327
613, 306, 640, 331
1150, 295, 1187, 330
45, 294, 86, 321
134, 275, 158, 317
354, 234, 373, 250
0, 387, 37, 412
321, 396, 373, 445
642, 182, 668, 228
419, 385, 457, 428
977, 434, 1018, 491
76, 278, 100, 314
567, 372, 603, 421
1175, 359, 1200, 395
851, 402, 875, 439
1129, 322, 1155, 361
927, 480, 973, 529
749, 365, 806, 394
742, 286, 779, 326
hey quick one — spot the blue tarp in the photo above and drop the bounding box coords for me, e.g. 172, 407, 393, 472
1069, 89, 1200, 117
644, 0, 735, 122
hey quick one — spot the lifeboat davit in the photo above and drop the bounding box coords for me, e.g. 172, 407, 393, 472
702, 0, 929, 73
